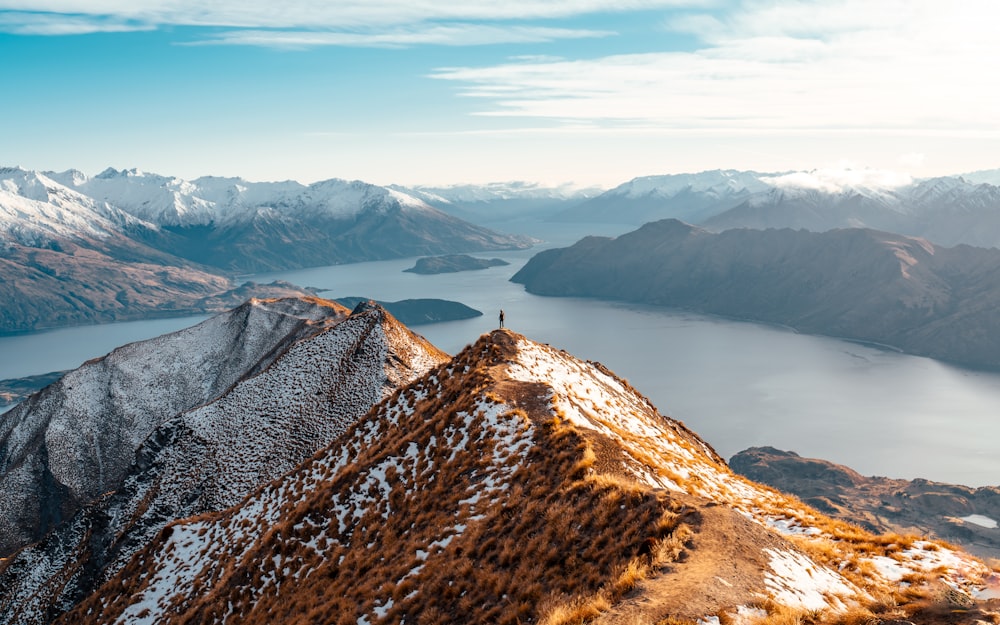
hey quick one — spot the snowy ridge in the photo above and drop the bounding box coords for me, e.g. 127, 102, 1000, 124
609, 169, 774, 199
395, 181, 600, 204
0, 300, 447, 625
0, 297, 348, 557
53, 168, 441, 227
50, 329, 994, 625
0, 168, 153, 244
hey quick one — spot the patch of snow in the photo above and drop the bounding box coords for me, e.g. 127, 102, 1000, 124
960, 514, 998, 529
763, 548, 857, 612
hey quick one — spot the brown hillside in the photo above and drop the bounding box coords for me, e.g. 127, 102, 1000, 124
59, 330, 1000, 625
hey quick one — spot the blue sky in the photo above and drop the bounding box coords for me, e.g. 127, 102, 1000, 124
2, 1, 998, 187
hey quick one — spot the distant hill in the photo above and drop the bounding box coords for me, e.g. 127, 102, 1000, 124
512, 219, 1000, 369
403, 254, 509, 274
335, 296, 482, 325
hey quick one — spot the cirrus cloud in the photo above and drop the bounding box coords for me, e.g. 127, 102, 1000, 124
430, 0, 1000, 135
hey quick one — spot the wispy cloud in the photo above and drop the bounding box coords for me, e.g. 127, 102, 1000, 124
0, 1, 705, 40
431, 0, 1000, 135
0, 12, 153, 35
186, 25, 615, 49
762, 167, 914, 194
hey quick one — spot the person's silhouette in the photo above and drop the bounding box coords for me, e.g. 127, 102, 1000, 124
499, 309, 505, 328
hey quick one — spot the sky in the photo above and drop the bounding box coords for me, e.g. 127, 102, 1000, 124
2, 0, 999, 188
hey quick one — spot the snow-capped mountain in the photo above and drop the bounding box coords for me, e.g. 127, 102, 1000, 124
393, 181, 600, 224
0, 167, 156, 245
8, 323, 990, 625
0, 298, 447, 625
553, 167, 1000, 249
41, 167, 533, 272
0, 166, 534, 333
553, 169, 775, 225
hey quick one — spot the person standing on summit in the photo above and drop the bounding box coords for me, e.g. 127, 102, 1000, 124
499, 309, 505, 329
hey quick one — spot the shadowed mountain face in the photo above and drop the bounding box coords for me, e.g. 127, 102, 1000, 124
0, 299, 448, 625
512, 219, 1000, 369
4, 326, 988, 625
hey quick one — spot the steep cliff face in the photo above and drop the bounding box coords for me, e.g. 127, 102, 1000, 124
0, 297, 349, 556
0, 300, 448, 625
512, 219, 1000, 369
49, 330, 995, 625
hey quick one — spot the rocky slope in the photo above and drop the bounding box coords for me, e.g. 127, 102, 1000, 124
34, 329, 998, 625
512, 219, 1000, 369
0, 299, 447, 625
732, 447, 1000, 560
0, 297, 351, 556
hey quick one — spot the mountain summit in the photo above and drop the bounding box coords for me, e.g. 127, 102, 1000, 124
26, 326, 994, 625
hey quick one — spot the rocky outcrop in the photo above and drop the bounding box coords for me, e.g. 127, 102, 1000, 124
731, 446, 1000, 559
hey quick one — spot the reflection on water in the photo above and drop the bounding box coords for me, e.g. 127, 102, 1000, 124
4, 227, 1000, 487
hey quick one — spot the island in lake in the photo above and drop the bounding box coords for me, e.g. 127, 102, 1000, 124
403, 254, 510, 275
335, 297, 482, 325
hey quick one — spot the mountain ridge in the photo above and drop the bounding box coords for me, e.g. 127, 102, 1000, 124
10, 324, 990, 625
0, 298, 448, 625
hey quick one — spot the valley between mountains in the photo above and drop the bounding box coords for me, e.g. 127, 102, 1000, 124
2, 296, 999, 625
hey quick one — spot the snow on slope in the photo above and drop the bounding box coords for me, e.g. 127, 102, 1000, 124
56, 168, 442, 227
609, 169, 774, 200
0, 301, 447, 625
55, 330, 993, 625
0, 167, 151, 244
0, 297, 348, 557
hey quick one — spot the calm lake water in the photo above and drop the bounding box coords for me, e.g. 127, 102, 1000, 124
4, 220, 1000, 487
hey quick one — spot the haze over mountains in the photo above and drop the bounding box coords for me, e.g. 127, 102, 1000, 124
559, 168, 1000, 249
2, 298, 997, 624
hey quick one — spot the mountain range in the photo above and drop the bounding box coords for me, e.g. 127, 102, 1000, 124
558, 168, 1000, 249
0, 166, 530, 333
512, 219, 1000, 369
1, 296, 998, 624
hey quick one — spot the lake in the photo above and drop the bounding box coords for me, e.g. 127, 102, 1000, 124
4, 220, 1000, 487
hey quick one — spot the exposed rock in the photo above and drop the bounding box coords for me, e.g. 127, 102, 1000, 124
731, 446, 1000, 559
